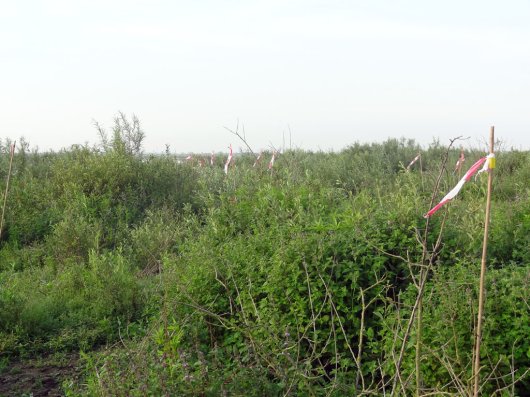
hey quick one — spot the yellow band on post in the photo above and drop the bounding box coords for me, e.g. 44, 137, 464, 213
489, 157, 496, 169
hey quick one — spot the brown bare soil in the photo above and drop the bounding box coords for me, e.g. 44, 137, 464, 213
0, 354, 80, 397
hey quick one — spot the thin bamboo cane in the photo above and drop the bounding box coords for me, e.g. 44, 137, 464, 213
472, 126, 494, 397
416, 294, 423, 396
0, 141, 16, 241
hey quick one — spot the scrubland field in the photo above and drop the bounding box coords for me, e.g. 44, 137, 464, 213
0, 127, 528, 396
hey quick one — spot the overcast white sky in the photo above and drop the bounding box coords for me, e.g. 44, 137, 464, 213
1, 0, 529, 153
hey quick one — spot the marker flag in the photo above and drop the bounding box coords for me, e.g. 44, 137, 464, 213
253, 151, 262, 167
268, 151, 276, 170
224, 144, 233, 174
185, 155, 193, 161
424, 154, 494, 218
477, 153, 495, 176
406, 153, 421, 170
454, 149, 465, 174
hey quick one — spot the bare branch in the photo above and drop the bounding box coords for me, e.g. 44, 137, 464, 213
224, 121, 255, 156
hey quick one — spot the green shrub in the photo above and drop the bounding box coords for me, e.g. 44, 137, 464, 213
0, 251, 143, 353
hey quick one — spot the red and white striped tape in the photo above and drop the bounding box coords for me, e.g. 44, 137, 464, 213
224, 144, 233, 174
454, 150, 465, 173
253, 151, 262, 167
406, 153, 421, 170
268, 151, 276, 170
424, 154, 494, 218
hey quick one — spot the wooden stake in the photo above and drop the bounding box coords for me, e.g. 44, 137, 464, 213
473, 126, 494, 397
0, 141, 16, 241
416, 294, 423, 396
419, 153, 425, 191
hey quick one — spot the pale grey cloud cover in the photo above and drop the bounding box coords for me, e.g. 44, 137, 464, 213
1, 0, 529, 153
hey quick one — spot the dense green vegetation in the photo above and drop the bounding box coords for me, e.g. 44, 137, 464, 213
0, 122, 528, 396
